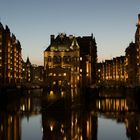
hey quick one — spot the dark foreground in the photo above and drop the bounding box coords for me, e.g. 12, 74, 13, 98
0, 88, 140, 140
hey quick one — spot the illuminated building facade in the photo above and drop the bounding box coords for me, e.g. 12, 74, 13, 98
98, 14, 140, 87
44, 33, 97, 93
0, 112, 21, 140
125, 14, 140, 87
44, 33, 80, 98
98, 56, 125, 86
125, 42, 137, 86
0, 23, 22, 85
32, 65, 44, 83
135, 14, 140, 85
22, 57, 32, 83
77, 35, 97, 86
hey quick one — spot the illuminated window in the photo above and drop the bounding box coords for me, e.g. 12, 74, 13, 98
49, 73, 53, 76
80, 69, 82, 72
58, 80, 61, 85
64, 73, 66, 76
80, 57, 82, 61
50, 91, 54, 95
8, 42, 10, 47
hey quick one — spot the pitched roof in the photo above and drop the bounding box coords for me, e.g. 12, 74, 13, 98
0, 22, 4, 30
45, 33, 79, 52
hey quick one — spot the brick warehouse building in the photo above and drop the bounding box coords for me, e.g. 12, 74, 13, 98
0, 23, 22, 85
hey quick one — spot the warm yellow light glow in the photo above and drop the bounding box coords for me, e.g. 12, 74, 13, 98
50, 125, 53, 131
28, 98, 31, 111
59, 80, 62, 85
61, 124, 64, 128
61, 91, 64, 97
77, 76, 79, 80
1, 125, 3, 131
50, 91, 54, 96
22, 105, 25, 111
10, 116, 13, 122
99, 101, 101, 109
87, 120, 90, 137
86, 61, 89, 73
49, 73, 53, 76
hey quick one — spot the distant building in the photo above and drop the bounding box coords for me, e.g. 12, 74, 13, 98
97, 14, 140, 87
22, 57, 32, 83
0, 23, 22, 85
97, 56, 125, 86
32, 65, 44, 83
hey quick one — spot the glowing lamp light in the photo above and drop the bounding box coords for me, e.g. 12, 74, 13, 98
50, 125, 53, 131
50, 91, 54, 96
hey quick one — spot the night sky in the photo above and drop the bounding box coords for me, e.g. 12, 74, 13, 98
0, 0, 140, 65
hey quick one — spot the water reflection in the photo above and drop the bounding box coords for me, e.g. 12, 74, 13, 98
0, 88, 140, 140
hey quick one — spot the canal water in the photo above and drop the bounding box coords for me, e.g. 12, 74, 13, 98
0, 88, 140, 140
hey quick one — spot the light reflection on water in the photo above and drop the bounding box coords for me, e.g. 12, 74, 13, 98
0, 88, 140, 140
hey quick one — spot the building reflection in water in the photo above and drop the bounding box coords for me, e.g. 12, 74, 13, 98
42, 99, 98, 140
0, 90, 42, 140
0, 112, 21, 140
1, 89, 140, 139
42, 88, 140, 140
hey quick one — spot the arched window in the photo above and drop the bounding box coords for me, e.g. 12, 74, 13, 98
48, 56, 51, 62
63, 56, 71, 63
53, 56, 57, 63
57, 56, 61, 63
53, 56, 61, 63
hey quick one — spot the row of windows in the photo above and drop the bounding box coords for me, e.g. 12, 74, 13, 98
46, 56, 82, 63
48, 72, 67, 77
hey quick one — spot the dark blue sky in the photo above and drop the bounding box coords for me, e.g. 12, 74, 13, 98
0, 0, 140, 64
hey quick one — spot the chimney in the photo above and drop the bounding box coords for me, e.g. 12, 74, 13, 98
50, 35, 55, 44
138, 14, 140, 25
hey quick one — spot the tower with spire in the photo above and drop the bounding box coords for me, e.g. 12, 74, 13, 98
135, 14, 140, 85
26, 57, 32, 82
